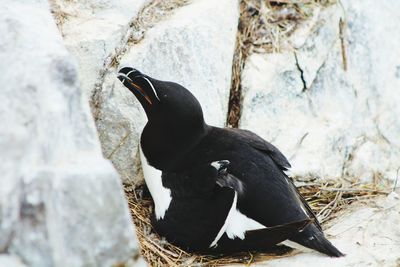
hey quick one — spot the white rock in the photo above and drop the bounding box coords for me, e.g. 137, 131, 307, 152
0, 255, 27, 267
253, 191, 400, 267
0, 1, 141, 266
96, 0, 239, 183
292, 5, 342, 89
52, 0, 149, 95
240, 1, 400, 181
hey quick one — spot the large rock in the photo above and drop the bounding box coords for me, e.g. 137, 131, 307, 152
0, 1, 142, 266
254, 192, 400, 267
240, 0, 400, 181
51, 0, 149, 95
0, 255, 27, 267
95, 0, 239, 183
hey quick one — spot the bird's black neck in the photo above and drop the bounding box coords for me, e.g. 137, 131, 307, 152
141, 121, 210, 171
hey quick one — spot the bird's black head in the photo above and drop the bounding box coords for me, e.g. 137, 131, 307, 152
117, 67, 208, 170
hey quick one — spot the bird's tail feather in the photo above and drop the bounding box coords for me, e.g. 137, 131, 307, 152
289, 224, 344, 257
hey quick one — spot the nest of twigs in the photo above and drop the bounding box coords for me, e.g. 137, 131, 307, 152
122, 0, 391, 266
124, 175, 390, 266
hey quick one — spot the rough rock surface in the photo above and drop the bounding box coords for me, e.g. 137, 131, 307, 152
50, 0, 149, 95
240, 0, 400, 181
0, 1, 142, 266
5, 0, 397, 265
254, 192, 400, 267
95, 0, 239, 183
0, 255, 27, 267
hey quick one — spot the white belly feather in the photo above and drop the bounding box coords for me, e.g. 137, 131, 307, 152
139, 149, 294, 248
139, 147, 172, 220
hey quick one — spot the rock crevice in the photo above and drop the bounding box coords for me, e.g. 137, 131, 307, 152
294, 51, 308, 92
240, 0, 400, 181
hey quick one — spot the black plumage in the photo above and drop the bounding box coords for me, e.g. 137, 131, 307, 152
117, 67, 344, 257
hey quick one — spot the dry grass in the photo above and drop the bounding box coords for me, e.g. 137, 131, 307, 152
49, 0, 73, 33
124, 176, 391, 266
292, 176, 391, 224
111, 0, 392, 265
125, 185, 291, 266
120, 1, 390, 266
227, 0, 336, 127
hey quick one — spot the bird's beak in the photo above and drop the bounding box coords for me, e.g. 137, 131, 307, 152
117, 68, 153, 106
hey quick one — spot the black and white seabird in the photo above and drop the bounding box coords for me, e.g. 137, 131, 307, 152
117, 67, 344, 257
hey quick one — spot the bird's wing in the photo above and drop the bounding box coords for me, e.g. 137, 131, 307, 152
286, 176, 322, 231
216, 173, 245, 196
209, 218, 312, 254
228, 128, 291, 171
227, 128, 322, 231
211, 160, 246, 196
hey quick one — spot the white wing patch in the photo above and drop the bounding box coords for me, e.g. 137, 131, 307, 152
209, 192, 265, 247
140, 147, 172, 220
226, 209, 265, 240
210, 192, 238, 247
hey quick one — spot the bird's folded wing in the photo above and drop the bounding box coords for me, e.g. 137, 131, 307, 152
286, 176, 323, 231
227, 128, 322, 230
216, 173, 245, 195
228, 128, 291, 171
209, 218, 312, 254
